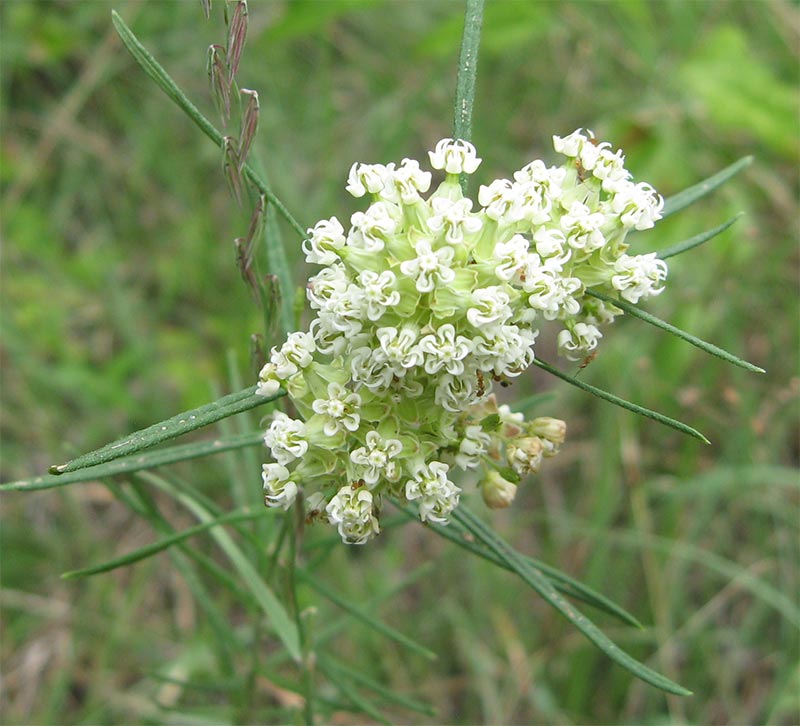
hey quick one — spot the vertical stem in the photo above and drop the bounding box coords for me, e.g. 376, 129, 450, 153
453, 0, 485, 195
287, 497, 315, 725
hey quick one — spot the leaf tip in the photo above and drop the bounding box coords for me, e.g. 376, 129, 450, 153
49, 464, 66, 476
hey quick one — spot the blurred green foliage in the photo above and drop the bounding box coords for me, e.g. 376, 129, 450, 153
2, 1, 797, 724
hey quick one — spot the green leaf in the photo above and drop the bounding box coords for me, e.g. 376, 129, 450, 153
452, 0, 484, 194
532, 358, 709, 444
661, 156, 752, 218
656, 214, 743, 259
49, 387, 282, 475
319, 655, 437, 718
586, 289, 764, 373
61, 508, 269, 579
111, 11, 306, 240
140, 472, 302, 662
297, 570, 437, 661
393, 500, 642, 628
2, 431, 264, 492
452, 506, 692, 695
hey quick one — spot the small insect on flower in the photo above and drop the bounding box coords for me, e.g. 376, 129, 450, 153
579, 351, 598, 370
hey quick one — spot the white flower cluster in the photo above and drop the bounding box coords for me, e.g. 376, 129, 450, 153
257, 131, 667, 544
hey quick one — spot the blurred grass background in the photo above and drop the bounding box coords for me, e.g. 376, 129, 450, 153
1, 1, 798, 723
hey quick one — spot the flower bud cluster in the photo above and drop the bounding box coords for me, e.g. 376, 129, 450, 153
257, 131, 666, 544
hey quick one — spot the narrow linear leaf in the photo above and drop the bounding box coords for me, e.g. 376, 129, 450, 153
532, 358, 709, 444
49, 387, 283, 475
318, 657, 391, 725
657, 214, 743, 259
453, 506, 692, 696
264, 201, 295, 336
554, 513, 800, 631
62, 508, 269, 579
297, 570, 437, 661
111, 11, 306, 239
140, 472, 302, 662
322, 656, 437, 717
453, 0, 484, 195
2, 431, 264, 493
587, 289, 764, 373
392, 500, 641, 628
662, 156, 752, 217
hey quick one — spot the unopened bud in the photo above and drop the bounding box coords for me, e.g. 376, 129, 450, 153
481, 470, 518, 509
529, 417, 566, 446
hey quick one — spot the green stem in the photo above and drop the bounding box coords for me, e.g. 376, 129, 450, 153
288, 499, 315, 725
111, 10, 306, 240
453, 0, 484, 195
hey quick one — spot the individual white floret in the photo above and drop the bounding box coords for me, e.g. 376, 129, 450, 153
552, 128, 593, 158
262, 463, 297, 510
357, 269, 401, 321
257, 331, 316, 396
306, 263, 349, 310
611, 253, 668, 303
427, 197, 483, 245
350, 346, 395, 392
375, 325, 423, 376
611, 181, 664, 230
467, 286, 513, 328
454, 424, 491, 470
326, 485, 380, 545
404, 460, 461, 523
428, 138, 482, 175
478, 178, 519, 222
532, 228, 569, 260
560, 201, 607, 255
592, 147, 630, 193
303, 217, 346, 265
474, 324, 536, 376
493, 234, 530, 282
311, 382, 362, 436
350, 430, 403, 486
263, 412, 308, 465
345, 162, 394, 198
510, 178, 555, 225
385, 158, 432, 204
399, 236, 456, 293
309, 317, 348, 357
417, 323, 473, 375
435, 373, 479, 412
348, 201, 401, 252
557, 322, 603, 360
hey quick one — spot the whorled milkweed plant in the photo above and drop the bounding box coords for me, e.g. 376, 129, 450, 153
1, 1, 763, 722
261, 131, 667, 543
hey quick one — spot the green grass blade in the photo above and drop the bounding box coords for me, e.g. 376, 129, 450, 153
61, 508, 268, 579
111, 11, 306, 240
317, 657, 391, 725
392, 500, 642, 628
657, 214, 743, 259
49, 387, 283, 475
662, 156, 753, 217
321, 656, 437, 718
297, 570, 437, 661
2, 431, 264, 492
586, 290, 764, 373
554, 513, 800, 631
532, 358, 709, 444
452, 506, 692, 696
140, 472, 302, 662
